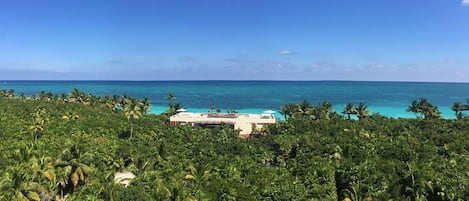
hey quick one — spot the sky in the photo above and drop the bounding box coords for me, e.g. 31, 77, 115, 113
1, 0, 469, 81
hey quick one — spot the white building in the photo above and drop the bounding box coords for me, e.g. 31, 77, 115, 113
169, 112, 276, 137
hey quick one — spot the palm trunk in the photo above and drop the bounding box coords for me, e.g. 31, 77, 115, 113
61, 189, 64, 201
130, 121, 133, 138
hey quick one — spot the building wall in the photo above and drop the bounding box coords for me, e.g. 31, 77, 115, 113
169, 112, 276, 136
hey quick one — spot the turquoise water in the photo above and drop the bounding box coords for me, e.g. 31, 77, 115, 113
1, 80, 468, 119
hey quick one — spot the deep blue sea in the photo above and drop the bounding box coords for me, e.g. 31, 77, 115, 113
1, 80, 468, 119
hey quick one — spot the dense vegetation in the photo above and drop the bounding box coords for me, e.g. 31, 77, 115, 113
0, 89, 468, 200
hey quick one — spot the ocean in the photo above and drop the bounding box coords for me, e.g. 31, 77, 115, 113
1, 80, 468, 119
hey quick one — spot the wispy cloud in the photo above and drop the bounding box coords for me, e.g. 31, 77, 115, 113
463, 0, 469, 6
279, 50, 299, 55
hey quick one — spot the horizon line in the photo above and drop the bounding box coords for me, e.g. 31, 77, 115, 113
1, 79, 468, 84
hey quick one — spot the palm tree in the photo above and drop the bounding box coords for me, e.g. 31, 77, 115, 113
0, 164, 52, 201
168, 103, 183, 115
165, 93, 181, 115
68, 88, 84, 103
462, 99, 469, 112
112, 94, 120, 104
424, 100, 441, 119
86, 93, 99, 106
80, 93, 92, 106
407, 98, 441, 119
319, 101, 333, 120
424, 102, 441, 119
120, 94, 129, 108
100, 95, 114, 111
61, 111, 80, 121
167, 93, 176, 102
18, 93, 26, 100
38, 91, 47, 101
452, 102, 464, 120
124, 99, 143, 138
208, 104, 215, 114
407, 99, 422, 118
279, 103, 296, 120
30, 124, 44, 141
0, 89, 6, 98
55, 158, 91, 200
342, 103, 354, 120
56, 93, 67, 104
140, 98, 151, 114
296, 100, 312, 119
0, 89, 16, 99
355, 102, 370, 120
6, 89, 15, 98
30, 108, 49, 141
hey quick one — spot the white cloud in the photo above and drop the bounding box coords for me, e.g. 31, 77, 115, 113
279, 50, 300, 55
463, 0, 469, 6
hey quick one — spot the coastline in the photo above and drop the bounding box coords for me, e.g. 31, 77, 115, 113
150, 105, 461, 120
1, 80, 468, 120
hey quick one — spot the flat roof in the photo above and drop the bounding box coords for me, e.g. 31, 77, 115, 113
170, 112, 276, 123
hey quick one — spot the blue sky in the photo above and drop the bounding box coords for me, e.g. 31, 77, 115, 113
1, 0, 469, 81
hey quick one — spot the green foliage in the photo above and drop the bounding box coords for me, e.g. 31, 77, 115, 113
112, 185, 152, 201
280, 100, 337, 120
165, 92, 184, 116
407, 98, 442, 119
1, 90, 469, 200
451, 100, 469, 120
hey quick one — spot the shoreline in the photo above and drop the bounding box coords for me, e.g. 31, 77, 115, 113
150, 105, 462, 120
2, 80, 468, 120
